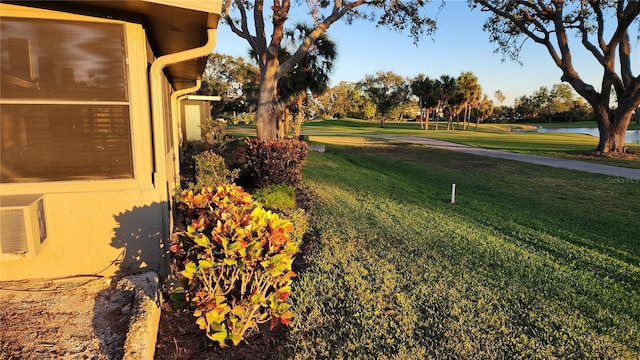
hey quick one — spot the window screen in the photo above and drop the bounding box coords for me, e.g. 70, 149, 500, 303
1, 17, 133, 183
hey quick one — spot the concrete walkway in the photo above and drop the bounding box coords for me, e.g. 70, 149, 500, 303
383, 136, 640, 180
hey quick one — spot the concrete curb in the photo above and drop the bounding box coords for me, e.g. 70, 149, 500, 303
120, 271, 162, 360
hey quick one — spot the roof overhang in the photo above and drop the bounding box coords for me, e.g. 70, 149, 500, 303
6, 0, 222, 91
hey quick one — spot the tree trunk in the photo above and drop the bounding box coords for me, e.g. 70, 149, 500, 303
594, 103, 632, 153
419, 99, 424, 130
279, 105, 289, 139
463, 105, 468, 130
425, 109, 430, 131
293, 95, 304, 138
293, 112, 303, 138
559, 63, 637, 154
255, 61, 280, 140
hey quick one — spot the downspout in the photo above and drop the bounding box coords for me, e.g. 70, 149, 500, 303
171, 79, 202, 186
150, 29, 216, 188
149, 28, 217, 277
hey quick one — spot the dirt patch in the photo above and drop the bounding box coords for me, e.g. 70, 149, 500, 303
580, 150, 639, 161
154, 302, 286, 359
0, 276, 131, 359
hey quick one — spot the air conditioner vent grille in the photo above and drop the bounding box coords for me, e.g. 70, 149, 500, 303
0, 194, 47, 260
1, 209, 29, 254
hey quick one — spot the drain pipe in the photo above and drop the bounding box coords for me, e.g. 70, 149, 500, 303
150, 29, 216, 189
149, 28, 217, 278
171, 79, 202, 185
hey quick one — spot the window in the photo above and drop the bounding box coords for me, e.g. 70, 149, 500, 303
1, 17, 133, 183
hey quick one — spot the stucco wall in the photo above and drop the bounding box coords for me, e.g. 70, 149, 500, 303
0, 4, 172, 281
0, 189, 166, 280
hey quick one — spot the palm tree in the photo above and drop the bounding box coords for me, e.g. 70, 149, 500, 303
474, 94, 494, 128
438, 75, 461, 131
457, 72, 482, 130
251, 23, 337, 138
494, 90, 506, 106
280, 23, 337, 138
411, 75, 440, 130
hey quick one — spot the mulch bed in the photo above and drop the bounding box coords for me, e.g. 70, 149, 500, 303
157, 156, 314, 359
154, 302, 286, 360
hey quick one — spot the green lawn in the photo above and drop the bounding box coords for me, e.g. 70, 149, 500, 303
296, 119, 640, 169
277, 138, 640, 359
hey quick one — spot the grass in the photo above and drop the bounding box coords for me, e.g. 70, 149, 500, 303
229, 118, 640, 168
296, 119, 640, 169
277, 137, 640, 359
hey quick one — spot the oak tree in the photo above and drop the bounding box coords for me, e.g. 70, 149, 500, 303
471, 0, 640, 153
361, 71, 411, 127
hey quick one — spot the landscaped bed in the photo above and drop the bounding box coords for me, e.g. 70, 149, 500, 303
155, 135, 640, 359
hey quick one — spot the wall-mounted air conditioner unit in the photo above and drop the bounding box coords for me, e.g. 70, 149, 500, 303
0, 194, 47, 261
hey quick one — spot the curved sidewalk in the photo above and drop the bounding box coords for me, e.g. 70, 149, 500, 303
384, 136, 640, 180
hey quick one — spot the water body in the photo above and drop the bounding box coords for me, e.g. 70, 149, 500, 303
519, 127, 640, 144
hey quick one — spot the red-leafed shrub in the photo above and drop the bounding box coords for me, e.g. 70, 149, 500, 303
245, 139, 308, 188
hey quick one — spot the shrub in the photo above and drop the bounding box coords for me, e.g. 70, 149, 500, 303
200, 118, 228, 151
253, 184, 296, 211
193, 150, 239, 188
219, 138, 249, 182
170, 185, 300, 347
245, 139, 308, 188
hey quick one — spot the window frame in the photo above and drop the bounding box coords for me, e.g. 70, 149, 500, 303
0, 5, 153, 194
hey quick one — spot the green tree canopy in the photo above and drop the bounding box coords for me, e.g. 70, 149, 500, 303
198, 53, 259, 116
313, 81, 375, 120
360, 71, 411, 127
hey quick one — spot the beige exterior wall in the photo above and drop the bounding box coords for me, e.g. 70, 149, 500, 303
0, 4, 172, 280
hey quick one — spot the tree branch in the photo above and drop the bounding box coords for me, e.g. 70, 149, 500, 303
225, 0, 256, 49
255, 0, 268, 65
276, 0, 367, 78
550, 1, 571, 69
618, 27, 632, 91
267, 0, 290, 62
578, 1, 605, 65
476, 0, 548, 44
590, 0, 607, 51
612, 0, 640, 100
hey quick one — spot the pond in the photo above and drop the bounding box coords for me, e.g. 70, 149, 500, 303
517, 127, 640, 144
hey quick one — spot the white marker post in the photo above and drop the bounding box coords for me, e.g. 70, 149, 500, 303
451, 183, 456, 204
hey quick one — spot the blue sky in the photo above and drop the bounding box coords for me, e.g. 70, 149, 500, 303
213, 1, 638, 106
